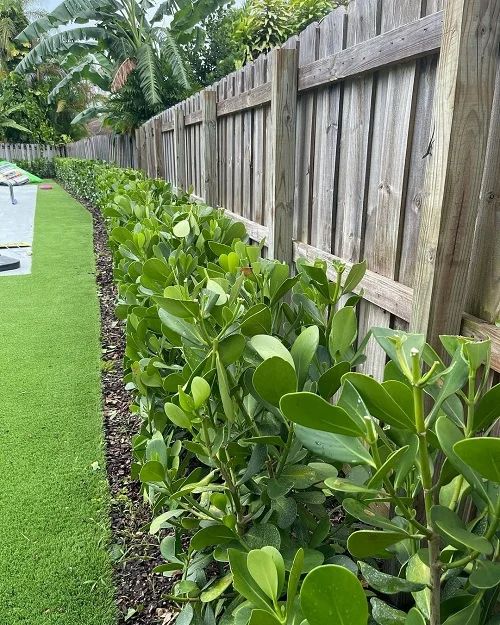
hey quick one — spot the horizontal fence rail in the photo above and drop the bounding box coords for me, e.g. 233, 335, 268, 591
0, 142, 65, 161
66, 0, 500, 376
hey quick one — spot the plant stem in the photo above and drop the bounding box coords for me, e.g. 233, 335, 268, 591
276, 423, 294, 477
412, 350, 441, 625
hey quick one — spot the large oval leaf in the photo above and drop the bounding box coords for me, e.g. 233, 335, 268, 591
347, 530, 407, 559
280, 392, 365, 437
190, 525, 236, 551
359, 561, 426, 594
344, 372, 415, 431
435, 417, 489, 502
300, 565, 368, 625
431, 504, 493, 554
295, 425, 375, 467
453, 438, 500, 483
253, 357, 297, 407
472, 384, 500, 432
291, 325, 319, 388
250, 335, 294, 368
317, 361, 350, 399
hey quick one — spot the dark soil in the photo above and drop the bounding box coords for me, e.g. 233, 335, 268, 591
87, 200, 176, 625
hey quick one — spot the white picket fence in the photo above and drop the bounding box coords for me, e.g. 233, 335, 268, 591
0, 142, 66, 162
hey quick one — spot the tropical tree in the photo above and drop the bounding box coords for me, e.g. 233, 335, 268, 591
0, 102, 31, 138
14, 0, 224, 128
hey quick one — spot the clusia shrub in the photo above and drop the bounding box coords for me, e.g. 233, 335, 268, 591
57, 158, 500, 625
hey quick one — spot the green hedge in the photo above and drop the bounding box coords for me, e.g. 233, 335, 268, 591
56, 158, 500, 625
14, 157, 55, 179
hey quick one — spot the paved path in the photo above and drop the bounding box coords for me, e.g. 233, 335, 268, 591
0, 184, 38, 275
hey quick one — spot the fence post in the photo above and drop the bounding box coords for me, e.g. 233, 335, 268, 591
268, 45, 299, 264
154, 115, 165, 179
466, 65, 500, 324
174, 108, 186, 191
201, 89, 218, 206
410, 0, 500, 349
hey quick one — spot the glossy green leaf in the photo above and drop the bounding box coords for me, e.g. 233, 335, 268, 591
427, 351, 469, 425
191, 376, 210, 409
317, 361, 350, 399
200, 572, 233, 602
173, 219, 190, 237
244, 524, 281, 550
280, 392, 365, 437
370, 597, 406, 625
454, 438, 500, 483
367, 445, 409, 489
228, 549, 271, 612
347, 530, 407, 559
295, 425, 375, 466
442, 599, 481, 625
431, 505, 493, 554
218, 333, 246, 366
241, 304, 272, 336
164, 402, 191, 429
216, 353, 234, 421
344, 372, 415, 431
247, 548, 283, 601
359, 561, 426, 594
253, 357, 297, 407
469, 560, 500, 589
291, 325, 319, 387
248, 610, 282, 625
190, 525, 236, 551
139, 460, 165, 483
286, 548, 304, 617
472, 384, 500, 432
329, 307, 357, 359
342, 499, 409, 533
405, 608, 426, 625
250, 335, 294, 368
155, 296, 199, 319
343, 260, 366, 293
300, 565, 368, 625
435, 417, 488, 502
406, 552, 430, 618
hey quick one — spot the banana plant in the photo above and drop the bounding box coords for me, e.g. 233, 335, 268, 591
15, 0, 225, 121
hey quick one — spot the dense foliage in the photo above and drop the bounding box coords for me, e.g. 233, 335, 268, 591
55, 157, 500, 625
14, 157, 55, 178
0, 1, 88, 142
15, 0, 228, 131
232, 0, 345, 64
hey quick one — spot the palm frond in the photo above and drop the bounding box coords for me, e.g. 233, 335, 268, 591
16, 0, 118, 43
14, 26, 109, 73
111, 57, 136, 92
136, 41, 162, 107
154, 26, 189, 89
0, 119, 32, 134
48, 54, 113, 103
71, 105, 111, 125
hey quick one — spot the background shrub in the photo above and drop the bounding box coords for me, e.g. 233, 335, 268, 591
14, 157, 55, 179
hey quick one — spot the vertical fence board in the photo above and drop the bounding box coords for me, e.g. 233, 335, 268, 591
411, 0, 500, 350
310, 8, 345, 252
269, 46, 299, 263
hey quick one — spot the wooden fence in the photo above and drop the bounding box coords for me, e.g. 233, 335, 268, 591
0, 142, 66, 161
65, 133, 136, 168
66, 0, 500, 377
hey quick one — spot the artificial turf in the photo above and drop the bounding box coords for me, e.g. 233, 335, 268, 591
0, 183, 116, 624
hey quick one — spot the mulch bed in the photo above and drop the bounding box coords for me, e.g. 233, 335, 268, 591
87, 199, 176, 624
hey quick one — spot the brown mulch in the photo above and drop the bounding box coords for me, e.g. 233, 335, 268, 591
87, 199, 176, 624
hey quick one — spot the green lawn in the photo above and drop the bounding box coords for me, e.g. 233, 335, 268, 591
0, 184, 116, 625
